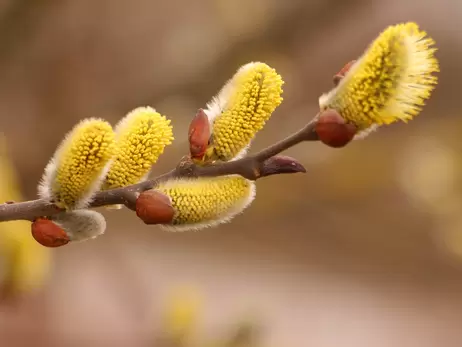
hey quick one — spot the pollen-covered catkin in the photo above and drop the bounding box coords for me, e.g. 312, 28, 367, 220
204, 62, 283, 161
104, 106, 174, 189
155, 175, 256, 231
38, 118, 116, 210
319, 22, 439, 130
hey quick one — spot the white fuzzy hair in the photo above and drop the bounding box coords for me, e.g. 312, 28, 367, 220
203, 62, 262, 125
52, 209, 106, 242
354, 124, 380, 140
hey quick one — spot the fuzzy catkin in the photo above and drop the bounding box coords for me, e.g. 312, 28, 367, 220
38, 118, 115, 210
104, 106, 174, 189
319, 22, 439, 130
204, 62, 283, 161
156, 175, 256, 231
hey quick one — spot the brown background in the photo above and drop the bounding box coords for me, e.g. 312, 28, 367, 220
0, 0, 462, 346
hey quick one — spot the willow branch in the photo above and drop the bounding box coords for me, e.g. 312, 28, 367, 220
0, 120, 318, 222
194, 121, 318, 179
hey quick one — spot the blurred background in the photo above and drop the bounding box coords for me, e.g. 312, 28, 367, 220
0, 0, 462, 346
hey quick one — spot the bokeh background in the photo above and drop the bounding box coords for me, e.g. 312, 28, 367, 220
0, 0, 462, 346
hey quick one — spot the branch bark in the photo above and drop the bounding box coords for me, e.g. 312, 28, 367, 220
0, 120, 318, 222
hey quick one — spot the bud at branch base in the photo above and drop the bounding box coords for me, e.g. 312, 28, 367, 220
31, 218, 70, 248
188, 109, 211, 161
315, 109, 357, 148
136, 190, 175, 225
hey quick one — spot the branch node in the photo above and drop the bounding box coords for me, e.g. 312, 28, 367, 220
176, 155, 197, 178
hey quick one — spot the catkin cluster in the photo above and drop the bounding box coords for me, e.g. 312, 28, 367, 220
143, 62, 286, 231
35, 107, 174, 244
30, 21, 439, 243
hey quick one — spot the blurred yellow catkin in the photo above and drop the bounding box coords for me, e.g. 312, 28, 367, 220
161, 287, 202, 346
0, 136, 51, 297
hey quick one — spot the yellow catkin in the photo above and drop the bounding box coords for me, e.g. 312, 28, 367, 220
104, 106, 174, 189
39, 118, 115, 209
156, 175, 255, 231
319, 22, 439, 130
206, 62, 283, 161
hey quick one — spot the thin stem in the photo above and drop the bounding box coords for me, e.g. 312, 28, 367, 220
254, 120, 318, 161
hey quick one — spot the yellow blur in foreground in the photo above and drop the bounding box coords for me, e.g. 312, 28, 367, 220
0, 137, 51, 297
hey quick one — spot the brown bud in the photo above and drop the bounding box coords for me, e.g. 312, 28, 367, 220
260, 155, 306, 177
136, 190, 174, 225
188, 109, 211, 160
333, 60, 357, 86
315, 109, 357, 148
31, 218, 70, 248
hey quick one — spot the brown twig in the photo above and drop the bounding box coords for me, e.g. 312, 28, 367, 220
0, 120, 318, 223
